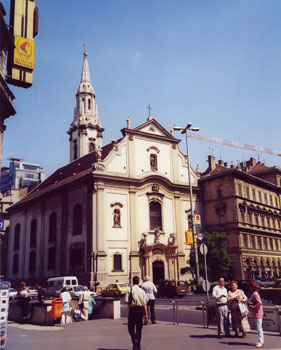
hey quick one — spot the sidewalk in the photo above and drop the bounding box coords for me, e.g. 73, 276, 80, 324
6, 318, 281, 350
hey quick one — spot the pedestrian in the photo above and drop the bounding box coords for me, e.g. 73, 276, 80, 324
141, 276, 157, 324
248, 281, 264, 348
212, 277, 231, 339
227, 280, 250, 338
88, 295, 96, 320
17, 282, 31, 319
60, 287, 72, 324
24, 283, 46, 319
125, 276, 148, 350
79, 286, 92, 321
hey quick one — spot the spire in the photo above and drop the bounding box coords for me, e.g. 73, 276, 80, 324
80, 43, 91, 84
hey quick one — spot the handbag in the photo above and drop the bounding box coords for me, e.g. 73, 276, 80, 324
238, 302, 249, 317
79, 302, 84, 309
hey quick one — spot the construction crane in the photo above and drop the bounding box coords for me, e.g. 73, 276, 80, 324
187, 132, 281, 157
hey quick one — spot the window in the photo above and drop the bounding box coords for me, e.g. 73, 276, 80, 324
261, 215, 265, 226
150, 201, 162, 230
150, 153, 158, 171
73, 140, 78, 160
14, 223, 20, 251
264, 193, 268, 205
12, 254, 19, 274
113, 208, 121, 228
89, 142, 95, 152
113, 253, 122, 271
49, 212, 57, 242
240, 210, 245, 222
88, 98, 91, 110
251, 236, 255, 249
264, 238, 268, 250
238, 184, 242, 196
266, 216, 270, 228
246, 187, 250, 199
255, 215, 259, 226
257, 236, 262, 249
30, 219, 37, 248
270, 195, 273, 206
248, 211, 252, 224
243, 234, 248, 248
48, 247, 56, 269
73, 204, 82, 235
258, 191, 262, 202
275, 197, 279, 208
252, 189, 256, 201
29, 250, 36, 272
217, 185, 222, 198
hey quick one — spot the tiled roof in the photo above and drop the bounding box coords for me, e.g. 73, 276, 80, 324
10, 141, 116, 208
200, 164, 228, 176
248, 163, 269, 173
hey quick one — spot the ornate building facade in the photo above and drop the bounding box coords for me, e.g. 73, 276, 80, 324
7, 50, 201, 287
200, 156, 281, 280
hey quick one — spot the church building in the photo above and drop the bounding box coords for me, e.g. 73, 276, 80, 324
7, 48, 201, 288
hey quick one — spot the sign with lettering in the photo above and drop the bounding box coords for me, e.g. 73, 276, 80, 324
14, 36, 35, 69
248, 306, 281, 334
194, 214, 201, 228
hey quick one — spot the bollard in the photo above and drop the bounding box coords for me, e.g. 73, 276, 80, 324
172, 300, 175, 325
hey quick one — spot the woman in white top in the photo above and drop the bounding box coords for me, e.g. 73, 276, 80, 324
60, 287, 72, 324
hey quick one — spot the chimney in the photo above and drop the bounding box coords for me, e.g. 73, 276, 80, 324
230, 164, 235, 169
208, 155, 216, 171
196, 164, 200, 176
218, 160, 224, 166
250, 157, 256, 167
224, 162, 228, 168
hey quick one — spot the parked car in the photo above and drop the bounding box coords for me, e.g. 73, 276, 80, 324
101, 283, 129, 297
237, 280, 265, 297
45, 276, 79, 296
157, 280, 189, 298
69, 285, 97, 298
259, 279, 281, 304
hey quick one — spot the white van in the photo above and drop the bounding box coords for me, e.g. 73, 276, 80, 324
45, 276, 79, 296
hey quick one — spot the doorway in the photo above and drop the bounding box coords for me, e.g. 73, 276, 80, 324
152, 260, 164, 285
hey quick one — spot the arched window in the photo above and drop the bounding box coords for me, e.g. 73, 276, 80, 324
113, 253, 122, 271
12, 254, 19, 274
150, 201, 162, 230
30, 219, 37, 248
49, 212, 57, 242
88, 98, 91, 110
29, 250, 36, 272
14, 223, 20, 251
73, 204, 82, 236
150, 153, 158, 171
73, 140, 78, 160
89, 142, 95, 152
48, 247, 56, 269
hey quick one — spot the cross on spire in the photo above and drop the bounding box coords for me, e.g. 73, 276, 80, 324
146, 104, 152, 117
83, 43, 88, 56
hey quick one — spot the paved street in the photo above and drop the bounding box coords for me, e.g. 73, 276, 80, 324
6, 311, 281, 350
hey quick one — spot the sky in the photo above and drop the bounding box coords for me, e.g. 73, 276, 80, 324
2, 0, 281, 177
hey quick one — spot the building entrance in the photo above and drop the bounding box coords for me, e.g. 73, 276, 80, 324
152, 260, 164, 285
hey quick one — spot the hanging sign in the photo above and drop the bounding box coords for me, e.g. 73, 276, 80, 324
185, 231, 193, 245
194, 214, 201, 228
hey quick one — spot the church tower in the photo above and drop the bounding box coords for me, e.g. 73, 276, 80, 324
68, 45, 104, 162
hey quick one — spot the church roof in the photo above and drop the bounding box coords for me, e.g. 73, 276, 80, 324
9, 141, 115, 209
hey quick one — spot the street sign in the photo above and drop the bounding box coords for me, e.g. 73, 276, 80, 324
194, 214, 201, 228
202, 279, 210, 292
185, 231, 193, 245
199, 243, 208, 255
0, 220, 4, 230
197, 233, 204, 241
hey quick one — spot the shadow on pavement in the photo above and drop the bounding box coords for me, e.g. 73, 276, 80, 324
97, 348, 130, 350
220, 341, 252, 347
190, 335, 218, 339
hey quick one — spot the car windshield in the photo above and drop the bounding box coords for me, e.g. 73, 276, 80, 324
73, 286, 83, 292
177, 281, 186, 286
118, 284, 127, 287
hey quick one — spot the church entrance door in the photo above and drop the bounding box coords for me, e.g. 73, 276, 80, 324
152, 260, 164, 285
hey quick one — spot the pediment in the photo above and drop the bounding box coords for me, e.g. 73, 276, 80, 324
133, 119, 175, 139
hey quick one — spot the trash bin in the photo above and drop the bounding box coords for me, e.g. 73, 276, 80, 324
51, 298, 63, 320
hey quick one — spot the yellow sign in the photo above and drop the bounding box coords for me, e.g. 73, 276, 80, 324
186, 231, 193, 245
14, 36, 35, 70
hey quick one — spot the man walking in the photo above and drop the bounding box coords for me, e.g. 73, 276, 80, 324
142, 276, 157, 324
212, 277, 230, 339
125, 276, 148, 350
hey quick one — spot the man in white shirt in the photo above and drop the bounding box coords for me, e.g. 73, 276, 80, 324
212, 277, 230, 339
125, 276, 148, 350
142, 276, 157, 324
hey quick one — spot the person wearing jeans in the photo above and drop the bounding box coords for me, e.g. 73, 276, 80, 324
141, 276, 157, 324
249, 281, 264, 348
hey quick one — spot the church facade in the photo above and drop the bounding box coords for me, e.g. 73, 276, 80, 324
7, 49, 201, 287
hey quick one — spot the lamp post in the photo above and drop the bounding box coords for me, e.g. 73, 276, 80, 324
173, 123, 200, 284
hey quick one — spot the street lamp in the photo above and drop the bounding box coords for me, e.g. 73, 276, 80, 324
173, 123, 200, 284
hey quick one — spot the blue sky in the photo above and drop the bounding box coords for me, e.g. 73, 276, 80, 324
2, 0, 281, 177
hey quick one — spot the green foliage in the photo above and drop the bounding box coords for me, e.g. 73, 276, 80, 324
191, 231, 231, 282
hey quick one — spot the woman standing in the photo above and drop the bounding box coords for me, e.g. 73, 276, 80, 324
248, 281, 264, 348
60, 287, 72, 324
227, 281, 250, 338
17, 282, 31, 319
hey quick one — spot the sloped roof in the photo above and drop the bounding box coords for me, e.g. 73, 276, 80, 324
248, 163, 269, 173
200, 164, 228, 177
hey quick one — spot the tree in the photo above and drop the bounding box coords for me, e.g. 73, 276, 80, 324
190, 231, 231, 282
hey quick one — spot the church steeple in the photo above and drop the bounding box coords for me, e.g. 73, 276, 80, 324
67, 45, 104, 162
